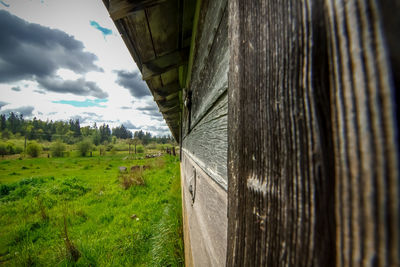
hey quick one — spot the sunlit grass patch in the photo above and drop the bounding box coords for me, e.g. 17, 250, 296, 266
0, 154, 183, 266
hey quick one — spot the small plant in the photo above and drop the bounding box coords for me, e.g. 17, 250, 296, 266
51, 141, 66, 157
99, 145, 106, 156
63, 214, 81, 262
77, 139, 92, 156
26, 141, 42, 157
36, 196, 48, 221
120, 168, 145, 190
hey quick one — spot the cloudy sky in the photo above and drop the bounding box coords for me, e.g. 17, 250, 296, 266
0, 0, 170, 136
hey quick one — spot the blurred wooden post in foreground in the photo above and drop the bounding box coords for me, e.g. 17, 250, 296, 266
227, 0, 399, 266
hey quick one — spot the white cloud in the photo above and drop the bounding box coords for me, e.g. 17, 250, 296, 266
0, 0, 171, 137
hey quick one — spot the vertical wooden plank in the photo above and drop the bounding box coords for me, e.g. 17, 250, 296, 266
325, 0, 399, 266
146, 0, 180, 57
181, 153, 228, 266
227, 0, 398, 266
123, 11, 156, 63
227, 1, 335, 265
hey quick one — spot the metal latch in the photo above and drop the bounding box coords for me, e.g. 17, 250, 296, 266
188, 167, 196, 204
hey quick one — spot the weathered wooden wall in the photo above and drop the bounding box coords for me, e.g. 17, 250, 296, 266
181, 154, 227, 266
180, 0, 229, 265
227, 0, 399, 266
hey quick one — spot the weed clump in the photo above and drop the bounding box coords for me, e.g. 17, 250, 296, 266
119, 169, 145, 190
36, 196, 49, 221
63, 215, 80, 262
50, 177, 90, 200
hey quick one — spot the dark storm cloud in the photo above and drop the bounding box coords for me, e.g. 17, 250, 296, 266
11, 86, 20, 91
121, 121, 138, 130
0, 10, 103, 83
33, 89, 46, 94
152, 116, 164, 121
114, 70, 150, 98
0, 106, 34, 117
83, 112, 101, 117
137, 105, 157, 112
71, 113, 104, 124
0, 101, 7, 108
137, 102, 164, 120
143, 125, 171, 136
37, 76, 108, 98
145, 125, 169, 132
81, 112, 105, 123
0, 1, 9, 8
0, 10, 107, 98
145, 110, 163, 118
70, 115, 88, 123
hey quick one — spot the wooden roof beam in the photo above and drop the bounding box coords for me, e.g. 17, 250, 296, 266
153, 91, 179, 101
152, 81, 181, 99
109, 0, 167, 21
142, 50, 188, 81
152, 81, 181, 94
162, 112, 180, 120
159, 103, 180, 113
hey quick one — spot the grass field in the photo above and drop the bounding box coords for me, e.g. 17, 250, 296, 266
0, 153, 183, 266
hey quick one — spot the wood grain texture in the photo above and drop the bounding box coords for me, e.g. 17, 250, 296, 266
147, 0, 179, 57
325, 1, 399, 266
122, 11, 155, 64
181, 152, 228, 267
227, 0, 398, 266
183, 93, 228, 189
189, 0, 228, 128
181, 170, 194, 267
103, 0, 193, 140
108, 0, 166, 20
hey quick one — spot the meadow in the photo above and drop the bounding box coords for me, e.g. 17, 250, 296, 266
0, 151, 183, 266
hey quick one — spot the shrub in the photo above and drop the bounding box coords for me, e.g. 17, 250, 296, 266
0, 141, 22, 156
26, 141, 42, 157
15, 146, 23, 154
106, 143, 113, 151
51, 141, 66, 157
5, 142, 15, 154
120, 172, 145, 190
99, 145, 106, 156
1, 129, 12, 139
0, 142, 6, 157
146, 143, 157, 150
136, 145, 144, 153
77, 139, 92, 156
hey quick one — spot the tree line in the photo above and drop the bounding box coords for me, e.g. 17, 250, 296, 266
0, 113, 174, 145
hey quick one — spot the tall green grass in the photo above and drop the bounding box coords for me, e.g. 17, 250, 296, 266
0, 154, 183, 266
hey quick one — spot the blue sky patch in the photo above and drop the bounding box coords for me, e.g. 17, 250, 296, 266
90, 21, 112, 37
0, 1, 10, 7
52, 99, 108, 108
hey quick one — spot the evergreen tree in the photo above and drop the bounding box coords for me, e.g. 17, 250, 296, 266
0, 114, 6, 131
